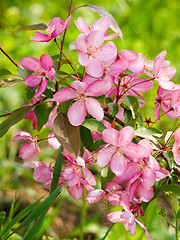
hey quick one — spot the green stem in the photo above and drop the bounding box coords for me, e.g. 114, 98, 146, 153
80, 188, 87, 240
175, 215, 179, 240
101, 223, 115, 240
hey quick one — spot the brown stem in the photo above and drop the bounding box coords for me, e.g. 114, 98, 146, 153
54, 39, 81, 81
104, 112, 125, 127
0, 46, 18, 67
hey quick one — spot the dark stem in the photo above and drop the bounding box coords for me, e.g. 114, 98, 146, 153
54, 39, 81, 81
104, 112, 125, 127
0, 46, 18, 67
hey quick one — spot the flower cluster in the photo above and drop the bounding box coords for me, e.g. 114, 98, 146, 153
10, 10, 180, 239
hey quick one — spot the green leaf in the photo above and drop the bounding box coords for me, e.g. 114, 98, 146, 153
105, 97, 113, 104
161, 184, 180, 197
53, 112, 80, 158
81, 119, 106, 133
5, 187, 61, 240
0, 212, 6, 230
80, 126, 94, 152
26, 87, 36, 100
18, 65, 29, 79
0, 68, 12, 76
135, 127, 159, 143
123, 95, 139, 119
23, 211, 47, 240
0, 105, 34, 138
108, 103, 119, 117
124, 109, 135, 127
85, 5, 123, 41
13, 23, 47, 32
50, 146, 63, 194
34, 104, 50, 131
43, 88, 54, 98
93, 139, 106, 151
0, 198, 42, 238
60, 99, 73, 113
176, 209, 180, 219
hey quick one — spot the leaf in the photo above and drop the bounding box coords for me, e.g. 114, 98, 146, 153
26, 87, 36, 100
0, 68, 12, 76
0, 197, 42, 238
60, 99, 73, 113
13, 23, 47, 33
123, 95, 139, 119
5, 187, 61, 240
124, 109, 135, 127
135, 127, 160, 143
81, 119, 106, 133
34, 104, 50, 131
53, 112, 80, 158
50, 146, 63, 194
18, 65, 29, 79
0, 105, 34, 138
85, 5, 123, 41
101, 223, 115, 240
108, 103, 119, 117
80, 126, 94, 152
0, 212, 6, 230
161, 184, 180, 197
0, 78, 22, 88
93, 139, 106, 151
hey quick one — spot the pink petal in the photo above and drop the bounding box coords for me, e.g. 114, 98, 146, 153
85, 189, 104, 203
40, 53, 54, 70
75, 17, 91, 35
104, 33, 120, 40
110, 152, 127, 176
48, 132, 61, 149
20, 57, 41, 72
97, 147, 114, 168
92, 16, 110, 35
109, 59, 129, 75
85, 57, 104, 78
153, 50, 167, 75
53, 88, 77, 103
117, 126, 134, 145
78, 52, 89, 67
107, 211, 123, 223
82, 167, 96, 186
75, 34, 87, 52
34, 78, 47, 98
13, 131, 33, 142
86, 80, 112, 97
85, 98, 104, 121
86, 30, 104, 49
67, 100, 86, 126
96, 41, 117, 62
135, 219, 152, 239
118, 50, 138, 61
70, 81, 87, 93
30, 32, 51, 42
19, 142, 35, 159
68, 184, 83, 200
130, 78, 153, 93
137, 184, 154, 202
32, 145, 40, 161
24, 74, 41, 87
102, 128, 118, 145
141, 168, 156, 188
46, 68, 55, 81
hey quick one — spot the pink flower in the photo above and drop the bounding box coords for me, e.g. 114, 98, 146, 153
97, 126, 146, 176
13, 131, 40, 160
152, 51, 179, 90
107, 211, 151, 238
75, 30, 117, 77
30, 16, 71, 42
23, 160, 53, 189
75, 16, 120, 41
20, 53, 55, 98
53, 80, 111, 126
172, 128, 180, 164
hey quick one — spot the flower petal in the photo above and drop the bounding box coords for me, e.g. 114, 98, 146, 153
67, 100, 86, 126
85, 97, 104, 121
19, 142, 35, 159
110, 152, 127, 176
53, 88, 77, 103
97, 147, 113, 168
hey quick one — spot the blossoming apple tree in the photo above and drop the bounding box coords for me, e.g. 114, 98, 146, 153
0, 2, 180, 239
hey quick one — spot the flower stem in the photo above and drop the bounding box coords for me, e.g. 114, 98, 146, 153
80, 188, 87, 240
175, 215, 179, 240
0, 46, 18, 67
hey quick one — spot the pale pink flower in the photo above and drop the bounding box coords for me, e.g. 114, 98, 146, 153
75, 30, 117, 77
13, 131, 40, 160
30, 16, 71, 42
107, 211, 151, 238
172, 128, 180, 164
20, 53, 55, 98
97, 126, 146, 176
75, 16, 120, 40
53, 80, 111, 126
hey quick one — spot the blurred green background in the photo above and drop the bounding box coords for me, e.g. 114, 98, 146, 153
0, 0, 179, 239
